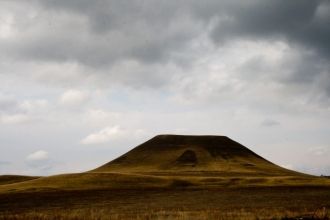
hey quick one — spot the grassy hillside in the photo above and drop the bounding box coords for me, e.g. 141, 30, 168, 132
1, 135, 330, 193
0, 172, 171, 193
0, 175, 40, 186
94, 135, 305, 177
0, 171, 329, 194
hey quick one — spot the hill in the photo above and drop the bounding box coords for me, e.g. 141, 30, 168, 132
0, 135, 330, 219
94, 135, 302, 177
0, 135, 328, 193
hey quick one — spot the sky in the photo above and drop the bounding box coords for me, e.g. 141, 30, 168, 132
0, 0, 329, 176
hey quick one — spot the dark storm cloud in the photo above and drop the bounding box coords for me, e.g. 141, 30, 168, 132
2, 0, 330, 96
40, 0, 181, 33
10, 0, 200, 67
203, 0, 330, 102
210, 0, 330, 56
30, 0, 330, 63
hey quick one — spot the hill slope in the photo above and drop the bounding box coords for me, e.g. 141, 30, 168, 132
0, 175, 40, 185
1, 135, 329, 193
93, 135, 301, 177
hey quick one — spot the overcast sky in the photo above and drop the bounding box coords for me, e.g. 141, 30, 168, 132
0, 0, 329, 176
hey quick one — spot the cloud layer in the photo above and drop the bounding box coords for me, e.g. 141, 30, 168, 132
1, 0, 329, 94
81, 126, 124, 145
0, 0, 329, 175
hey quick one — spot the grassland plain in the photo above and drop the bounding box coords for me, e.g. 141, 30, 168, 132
0, 135, 330, 219
0, 186, 329, 219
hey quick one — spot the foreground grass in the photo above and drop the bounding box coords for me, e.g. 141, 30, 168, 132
1, 187, 329, 220
0, 207, 329, 220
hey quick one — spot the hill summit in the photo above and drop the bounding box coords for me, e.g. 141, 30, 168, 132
93, 135, 297, 177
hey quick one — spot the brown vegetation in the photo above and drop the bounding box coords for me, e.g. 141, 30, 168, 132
0, 175, 39, 185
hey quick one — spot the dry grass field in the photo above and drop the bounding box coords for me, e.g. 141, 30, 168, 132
0, 186, 329, 219
1, 135, 329, 219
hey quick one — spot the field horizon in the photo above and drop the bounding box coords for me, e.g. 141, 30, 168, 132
1, 135, 330, 219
